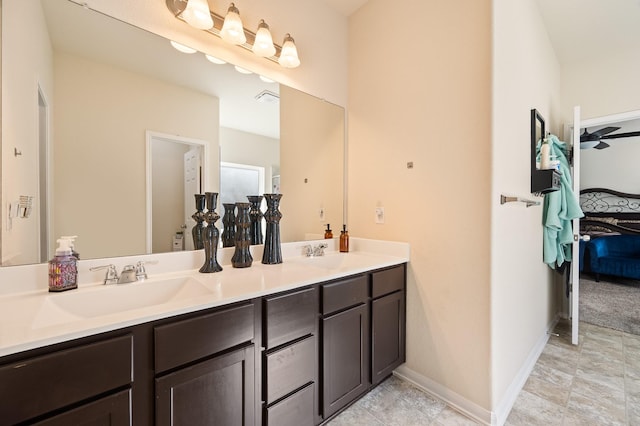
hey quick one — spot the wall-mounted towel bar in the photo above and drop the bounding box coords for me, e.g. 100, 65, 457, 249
500, 194, 540, 208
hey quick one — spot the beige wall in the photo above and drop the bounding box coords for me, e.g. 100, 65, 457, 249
53, 52, 219, 258
349, 0, 493, 414
280, 86, 344, 242
1, 0, 53, 265
491, 0, 562, 416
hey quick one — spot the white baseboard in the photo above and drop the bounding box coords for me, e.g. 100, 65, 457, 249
394, 314, 560, 426
493, 314, 559, 425
393, 367, 493, 425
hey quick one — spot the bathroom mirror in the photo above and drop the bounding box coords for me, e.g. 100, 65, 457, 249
0, 0, 345, 266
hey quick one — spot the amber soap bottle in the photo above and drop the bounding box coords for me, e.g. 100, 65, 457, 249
340, 224, 349, 253
324, 224, 333, 239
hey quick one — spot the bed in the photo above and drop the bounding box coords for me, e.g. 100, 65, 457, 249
580, 188, 640, 281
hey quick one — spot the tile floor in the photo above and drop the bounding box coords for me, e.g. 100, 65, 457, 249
327, 319, 640, 425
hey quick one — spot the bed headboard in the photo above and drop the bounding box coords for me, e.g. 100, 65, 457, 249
580, 188, 640, 236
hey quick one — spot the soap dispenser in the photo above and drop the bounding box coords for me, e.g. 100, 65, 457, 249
49, 238, 78, 292
324, 224, 333, 239
340, 224, 349, 253
61, 235, 79, 259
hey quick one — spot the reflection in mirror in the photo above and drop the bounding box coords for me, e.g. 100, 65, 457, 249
1, 0, 345, 267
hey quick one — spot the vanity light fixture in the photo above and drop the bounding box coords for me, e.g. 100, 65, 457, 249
170, 40, 198, 53
259, 75, 275, 83
220, 3, 246, 45
181, 0, 214, 30
252, 20, 276, 57
166, 0, 300, 68
278, 34, 300, 68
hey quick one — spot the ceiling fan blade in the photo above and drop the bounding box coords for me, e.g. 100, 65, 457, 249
580, 126, 621, 142
594, 141, 610, 150
600, 131, 640, 140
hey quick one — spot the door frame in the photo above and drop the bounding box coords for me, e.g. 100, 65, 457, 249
565, 107, 640, 344
145, 131, 210, 254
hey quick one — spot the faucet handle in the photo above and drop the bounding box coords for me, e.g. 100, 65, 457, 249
301, 244, 313, 257
89, 264, 119, 285
135, 260, 158, 281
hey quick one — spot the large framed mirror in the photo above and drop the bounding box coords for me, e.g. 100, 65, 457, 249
1, 0, 345, 267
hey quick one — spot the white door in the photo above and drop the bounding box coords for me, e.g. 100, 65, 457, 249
183, 147, 202, 251
570, 106, 581, 345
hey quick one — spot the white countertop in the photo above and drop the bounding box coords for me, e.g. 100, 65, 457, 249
0, 238, 409, 358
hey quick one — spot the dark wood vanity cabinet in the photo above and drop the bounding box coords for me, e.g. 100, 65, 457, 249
0, 334, 134, 425
154, 302, 258, 426
321, 275, 370, 418
0, 263, 406, 426
262, 286, 318, 426
371, 266, 406, 386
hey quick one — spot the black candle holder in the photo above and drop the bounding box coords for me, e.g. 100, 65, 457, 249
191, 194, 206, 250
247, 195, 264, 245
199, 192, 223, 273
262, 193, 283, 265
231, 202, 253, 268
221, 203, 236, 248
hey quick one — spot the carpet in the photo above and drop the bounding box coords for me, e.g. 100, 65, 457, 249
579, 275, 640, 335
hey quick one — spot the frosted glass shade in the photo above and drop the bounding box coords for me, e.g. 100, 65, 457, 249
182, 0, 213, 30
205, 54, 227, 64
221, 3, 246, 45
252, 20, 276, 57
278, 34, 300, 68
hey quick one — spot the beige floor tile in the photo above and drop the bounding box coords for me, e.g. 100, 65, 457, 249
523, 363, 573, 406
506, 390, 564, 426
431, 406, 480, 425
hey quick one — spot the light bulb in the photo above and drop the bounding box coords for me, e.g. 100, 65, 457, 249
278, 34, 300, 68
252, 20, 276, 57
234, 65, 253, 74
170, 40, 197, 54
221, 3, 246, 45
182, 0, 213, 30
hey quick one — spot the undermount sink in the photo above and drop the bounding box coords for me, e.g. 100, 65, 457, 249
48, 276, 213, 318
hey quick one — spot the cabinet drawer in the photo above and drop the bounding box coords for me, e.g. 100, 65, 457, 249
35, 389, 131, 426
265, 335, 316, 404
264, 287, 317, 349
265, 383, 314, 426
371, 265, 405, 299
155, 303, 254, 373
0, 335, 133, 425
322, 275, 367, 315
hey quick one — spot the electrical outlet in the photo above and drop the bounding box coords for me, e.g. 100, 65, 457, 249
375, 207, 385, 224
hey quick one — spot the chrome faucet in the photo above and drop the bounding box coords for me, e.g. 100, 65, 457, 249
302, 243, 328, 257
89, 264, 119, 285
90, 260, 158, 285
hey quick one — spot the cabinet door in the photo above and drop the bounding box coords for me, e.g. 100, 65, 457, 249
371, 291, 406, 385
35, 390, 131, 426
156, 345, 254, 426
321, 303, 369, 418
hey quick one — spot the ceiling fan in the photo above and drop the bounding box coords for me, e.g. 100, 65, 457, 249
580, 126, 640, 150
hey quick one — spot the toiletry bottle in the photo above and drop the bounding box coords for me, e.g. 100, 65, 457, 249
49, 238, 78, 292
340, 224, 349, 253
540, 138, 551, 169
324, 224, 333, 239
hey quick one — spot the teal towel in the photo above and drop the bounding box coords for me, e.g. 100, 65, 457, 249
541, 135, 584, 268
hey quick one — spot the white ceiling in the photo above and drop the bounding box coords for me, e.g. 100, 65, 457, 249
535, 0, 640, 64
